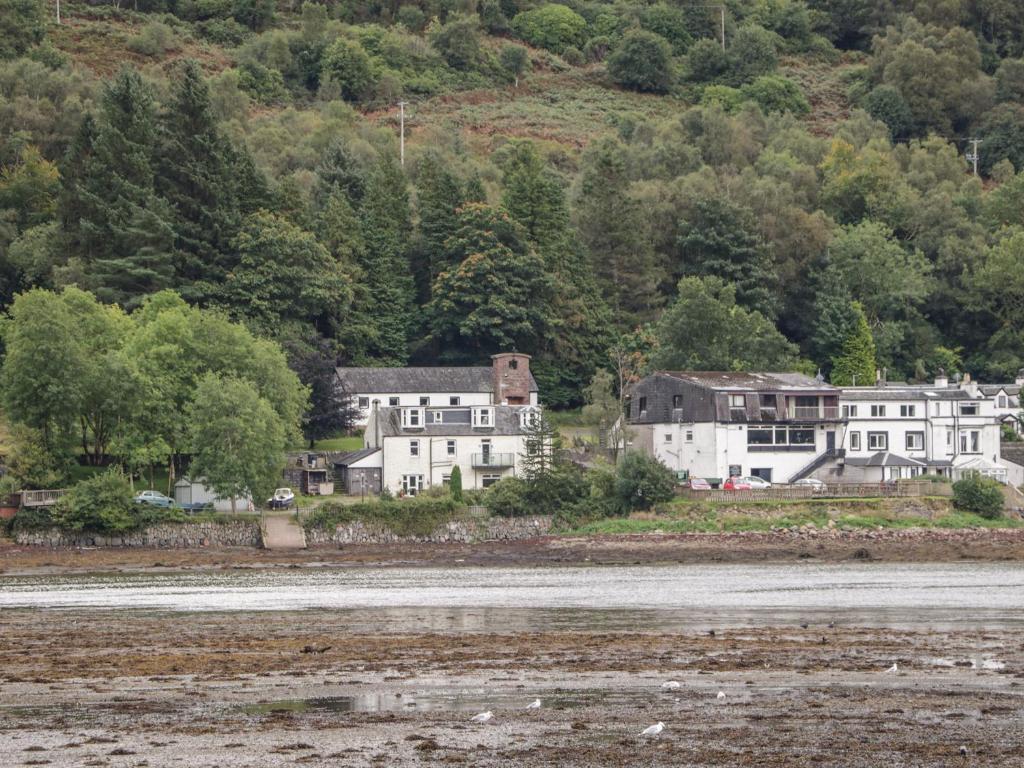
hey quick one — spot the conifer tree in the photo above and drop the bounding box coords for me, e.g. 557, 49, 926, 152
155, 60, 240, 299
830, 302, 877, 386
64, 68, 174, 307
414, 152, 464, 294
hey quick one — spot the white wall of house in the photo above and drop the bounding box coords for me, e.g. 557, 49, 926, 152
352, 392, 492, 426
380, 433, 527, 493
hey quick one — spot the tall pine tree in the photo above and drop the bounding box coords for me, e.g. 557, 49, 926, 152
830, 301, 877, 386
413, 151, 464, 299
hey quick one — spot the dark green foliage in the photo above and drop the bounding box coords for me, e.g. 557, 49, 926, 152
449, 465, 463, 502
232, 0, 276, 31
499, 44, 529, 85
607, 30, 674, 93
727, 26, 779, 84
687, 39, 728, 82
864, 84, 914, 140
321, 38, 375, 101
614, 452, 675, 512
414, 151, 464, 293
829, 301, 876, 386
976, 104, 1024, 175
952, 473, 1004, 519
284, 334, 358, 448
429, 13, 481, 70
511, 4, 586, 54
51, 470, 139, 533
0, 0, 46, 60
304, 497, 462, 536
640, 4, 692, 55
740, 75, 810, 115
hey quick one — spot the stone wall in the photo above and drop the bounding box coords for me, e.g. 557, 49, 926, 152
306, 515, 552, 545
14, 520, 262, 548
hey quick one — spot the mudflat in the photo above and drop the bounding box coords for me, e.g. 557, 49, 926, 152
0, 608, 1021, 767
4, 527, 1024, 575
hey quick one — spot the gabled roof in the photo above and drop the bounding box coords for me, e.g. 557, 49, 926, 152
656, 371, 835, 392
374, 406, 529, 437
335, 366, 538, 394
845, 452, 927, 467
980, 384, 1021, 397
329, 448, 381, 466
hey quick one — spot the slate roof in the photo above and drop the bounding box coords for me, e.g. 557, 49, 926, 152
841, 387, 975, 401
374, 406, 528, 437
335, 366, 538, 394
329, 448, 381, 466
845, 452, 927, 467
1000, 443, 1024, 467
979, 384, 1021, 397
658, 371, 835, 392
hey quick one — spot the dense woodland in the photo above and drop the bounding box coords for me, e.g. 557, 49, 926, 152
4, 0, 1024, 433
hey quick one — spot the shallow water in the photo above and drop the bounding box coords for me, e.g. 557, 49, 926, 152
1, 563, 1022, 629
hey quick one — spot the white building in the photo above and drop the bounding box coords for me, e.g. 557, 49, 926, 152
819, 376, 1006, 483
626, 371, 844, 485
335, 353, 539, 427
364, 403, 542, 494
976, 369, 1023, 437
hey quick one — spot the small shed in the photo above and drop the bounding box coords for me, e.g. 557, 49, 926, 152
173, 478, 253, 513
331, 449, 382, 495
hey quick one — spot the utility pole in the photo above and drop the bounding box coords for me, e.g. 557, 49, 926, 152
966, 138, 981, 177
719, 5, 725, 51
56, 0, 60, 24
398, 101, 407, 167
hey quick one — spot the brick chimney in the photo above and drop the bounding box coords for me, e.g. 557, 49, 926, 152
491, 353, 532, 405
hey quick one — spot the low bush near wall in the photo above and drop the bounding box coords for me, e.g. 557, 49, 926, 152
952, 474, 1005, 519
303, 497, 463, 537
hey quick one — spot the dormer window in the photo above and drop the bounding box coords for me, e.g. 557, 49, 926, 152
402, 407, 425, 429
472, 407, 494, 428
432, 411, 443, 423
520, 406, 542, 429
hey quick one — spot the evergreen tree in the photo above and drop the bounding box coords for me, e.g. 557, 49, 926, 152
283, 333, 357, 449
519, 410, 558, 483
501, 143, 569, 252
155, 60, 241, 300
575, 136, 662, 328
64, 68, 174, 307
315, 138, 367, 208
830, 302, 877, 386
449, 464, 463, 502
414, 152, 464, 296
351, 156, 415, 365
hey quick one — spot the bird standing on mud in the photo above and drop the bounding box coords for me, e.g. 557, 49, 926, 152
661, 680, 681, 690
471, 711, 493, 723
640, 722, 665, 738
525, 699, 541, 709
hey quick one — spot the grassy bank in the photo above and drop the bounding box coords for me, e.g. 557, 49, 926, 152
563, 497, 1024, 535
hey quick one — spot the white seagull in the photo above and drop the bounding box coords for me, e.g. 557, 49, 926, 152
887, 663, 899, 673
471, 711, 493, 723
661, 681, 681, 690
640, 722, 665, 738
716, 691, 726, 700
526, 699, 541, 710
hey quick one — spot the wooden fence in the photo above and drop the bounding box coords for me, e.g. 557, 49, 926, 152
675, 481, 953, 503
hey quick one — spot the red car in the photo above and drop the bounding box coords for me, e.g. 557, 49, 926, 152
686, 478, 712, 490
723, 476, 752, 490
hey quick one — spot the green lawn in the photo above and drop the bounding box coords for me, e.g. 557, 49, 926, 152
290, 435, 364, 452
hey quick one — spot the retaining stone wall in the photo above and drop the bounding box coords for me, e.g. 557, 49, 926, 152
305, 515, 553, 545
14, 520, 261, 548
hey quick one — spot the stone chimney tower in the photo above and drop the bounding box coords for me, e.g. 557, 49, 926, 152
491, 353, 532, 405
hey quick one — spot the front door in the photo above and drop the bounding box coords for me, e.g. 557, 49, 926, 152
826, 431, 836, 452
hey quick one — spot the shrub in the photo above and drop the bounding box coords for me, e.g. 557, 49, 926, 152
321, 38, 375, 101
700, 84, 744, 112
614, 452, 676, 511
740, 75, 810, 115
196, 17, 249, 45
640, 3, 693, 55
584, 35, 613, 63
126, 20, 181, 57
396, 4, 426, 32
6, 424, 69, 490
11, 503, 55, 532
952, 473, 1004, 519
238, 60, 289, 104
727, 25, 778, 85
479, 0, 508, 34
428, 13, 481, 70
450, 465, 463, 502
863, 84, 913, 140
561, 46, 584, 67
304, 497, 461, 536
607, 29, 674, 93
499, 43, 529, 85
50, 470, 139, 533
483, 476, 530, 517
687, 38, 728, 82
511, 4, 586, 54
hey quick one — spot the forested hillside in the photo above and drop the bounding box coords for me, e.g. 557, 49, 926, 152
4, 0, 1024, 412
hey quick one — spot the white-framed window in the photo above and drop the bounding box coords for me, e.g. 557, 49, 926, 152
446, 440, 456, 456
946, 429, 954, 453
960, 430, 980, 453
900, 405, 916, 417
409, 439, 420, 457
960, 402, 979, 416
442, 473, 451, 486
684, 430, 693, 443
450, 396, 461, 406
420, 396, 430, 406
849, 431, 861, 451
905, 432, 924, 451
358, 396, 369, 408
401, 474, 424, 495
934, 402, 941, 416
842, 405, 858, 418
472, 407, 494, 428
998, 395, 1008, 408
481, 474, 501, 488
389, 396, 400, 406
867, 432, 888, 450
638, 396, 647, 416
870, 405, 886, 417
519, 406, 542, 429
664, 433, 672, 443
729, 394, 745, 408
433, 411, 443, 423
401, 407, 424, 428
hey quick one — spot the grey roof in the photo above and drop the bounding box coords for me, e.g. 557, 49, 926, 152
980, 384, 1021, 396
845, 452, 927, 467
658, 371, 836, 392
335, 366, 538, 394
841, 387, 974, 401
375, 406, 528, 437
926, 459, 954, 468
329, 448, 380, 466
1000, 443, 1024, 467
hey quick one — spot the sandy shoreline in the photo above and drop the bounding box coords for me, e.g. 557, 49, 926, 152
2, 527, 1024, 575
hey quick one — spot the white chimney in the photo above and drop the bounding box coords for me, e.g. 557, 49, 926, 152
934, 368, 948, 388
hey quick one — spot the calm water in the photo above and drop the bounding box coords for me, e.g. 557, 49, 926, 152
1, 563, 1022, 629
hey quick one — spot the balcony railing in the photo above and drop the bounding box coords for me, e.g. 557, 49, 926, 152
471, 452, 515, 468
787, 406, 841, 420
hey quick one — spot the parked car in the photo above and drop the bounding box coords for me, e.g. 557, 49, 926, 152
723, 476, 752, 491
133, 490, 174, 508
267, 488, 295, 509
738, 475, 772, 489
686, 477, 712, 491
793, 478, 827, 494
